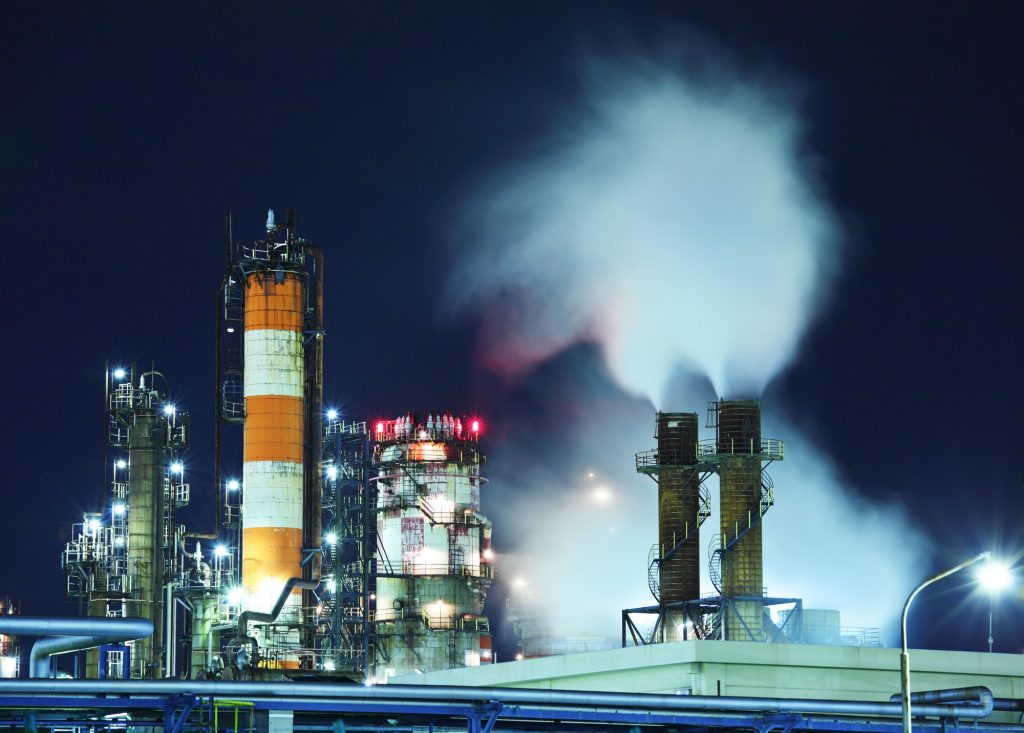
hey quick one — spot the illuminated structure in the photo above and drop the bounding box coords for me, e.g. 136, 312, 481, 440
318, 420, 373, 673
62, 364, 192, 677
53, 213, 494, 682
369, 412, 493, 679
219, 209, 324, 669
0, 599, 19, 679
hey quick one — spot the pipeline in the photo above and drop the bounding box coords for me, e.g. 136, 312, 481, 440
0, 680, 1008, 720
0, 617, 153, 678
889, 687, 994, 712
236, 578, 319, 636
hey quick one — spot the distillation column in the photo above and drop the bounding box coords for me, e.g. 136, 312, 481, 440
123, 408, 166, 676
655, 412, 701, 640
242, 271, 305, 667
717, 399, 763, 641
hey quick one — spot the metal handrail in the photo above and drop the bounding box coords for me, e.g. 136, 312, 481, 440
697, 438, 784, 459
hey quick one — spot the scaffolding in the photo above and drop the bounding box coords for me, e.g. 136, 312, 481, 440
317, 419, 374, 673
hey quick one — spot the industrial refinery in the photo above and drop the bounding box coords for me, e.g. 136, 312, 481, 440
0, 212, 1017, 733
50, 211, 494, 682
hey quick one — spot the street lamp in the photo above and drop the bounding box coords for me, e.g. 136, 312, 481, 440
899, 551, 999, 733
977, 559, 1014, 653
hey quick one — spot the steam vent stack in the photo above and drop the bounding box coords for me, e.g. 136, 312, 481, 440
716, 399, 767, 641
636, 412, 704, 641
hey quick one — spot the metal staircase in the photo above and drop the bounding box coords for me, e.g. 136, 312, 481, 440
648, 481, 712, 601
708, 470, 775, 594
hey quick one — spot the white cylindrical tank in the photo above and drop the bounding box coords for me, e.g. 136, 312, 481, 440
371, 412, 493, 678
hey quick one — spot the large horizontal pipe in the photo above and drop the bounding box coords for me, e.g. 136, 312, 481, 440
0, 681, 1006, 720
889, 687, 993, 711
0, 617, 154, 678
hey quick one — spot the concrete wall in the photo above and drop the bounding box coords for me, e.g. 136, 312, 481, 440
396, 640, 1024, 714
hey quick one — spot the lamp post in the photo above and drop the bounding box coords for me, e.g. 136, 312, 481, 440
900, 552, 990, 733
977, 559, 1014, 653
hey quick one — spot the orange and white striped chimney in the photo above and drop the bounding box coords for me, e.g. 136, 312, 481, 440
242, 270, 305, 664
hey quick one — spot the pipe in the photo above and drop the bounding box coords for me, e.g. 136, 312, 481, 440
0, 680, 1004, 720
237, 578, 319, 636
890, 687, 994, 710
0, 617, 153, 678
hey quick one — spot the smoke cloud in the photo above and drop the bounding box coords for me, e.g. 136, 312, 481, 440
446, 45, 931, 644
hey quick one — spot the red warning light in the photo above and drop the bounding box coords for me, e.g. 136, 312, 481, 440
375, 421, 385, 434
471, 419, 480, 434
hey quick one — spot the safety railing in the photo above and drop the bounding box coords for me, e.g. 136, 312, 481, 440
635, 448, 700, 471
697, 438, 784, 460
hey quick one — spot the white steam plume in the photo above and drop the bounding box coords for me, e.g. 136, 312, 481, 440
447, 48, 931, 641
449, 55, 838, 400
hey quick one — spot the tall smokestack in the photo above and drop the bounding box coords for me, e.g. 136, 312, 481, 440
636, 412, 703, 640
240, 213, 307, 668
714, 399, 767, 641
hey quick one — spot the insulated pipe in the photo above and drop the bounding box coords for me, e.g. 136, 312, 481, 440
0, 617, 153, 678
0, 680, 1003, 720
237, 578, 319, 636
889, 687, 994, 709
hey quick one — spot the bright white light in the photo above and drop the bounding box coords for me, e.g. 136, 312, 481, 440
323, 660, 336, 671
591, 486, 612, 504
325, 466, 338, 480
325, 578, 337, 593
214, 544, 229, 558
88, 519, 101, 532
512, 577, 527, 588
226, 587, 244, 605
324, 532, 337, 546
170, 462, 183, 474
163, 404, 176, 416
112, 503, 126, 516
226, 479, 240, 491
226, 327, 235, 333
113, 368, 126, 380
115, 460, 127, 469
587, 472, 595, 479
326, 409, 339, 420
113, 536, 125, 547
977, 561, 1014, 593
515, 653, 524, 661
482, 548, 494, 561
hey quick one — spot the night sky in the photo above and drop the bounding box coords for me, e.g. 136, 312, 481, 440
2, 2, 1022, 656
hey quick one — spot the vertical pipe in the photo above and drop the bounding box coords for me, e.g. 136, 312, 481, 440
302, 244, 325, 646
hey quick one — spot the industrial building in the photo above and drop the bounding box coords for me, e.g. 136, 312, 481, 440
0, 212, 1017, 733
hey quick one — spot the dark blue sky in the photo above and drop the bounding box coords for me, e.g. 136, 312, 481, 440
2, 2, 1022, 653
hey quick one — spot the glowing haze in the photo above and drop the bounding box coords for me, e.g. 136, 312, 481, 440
446, 47, 930, 642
